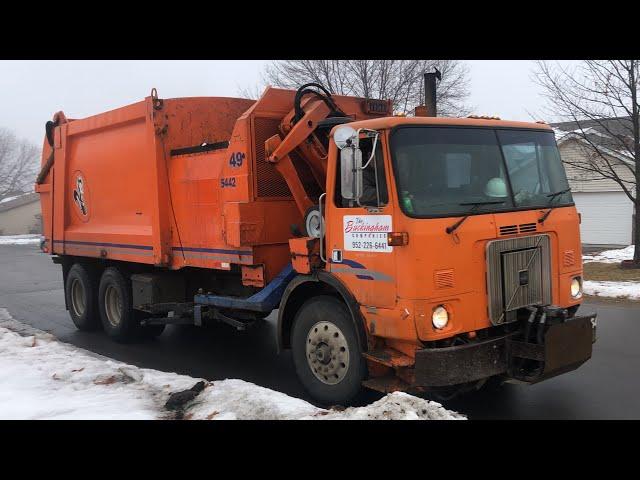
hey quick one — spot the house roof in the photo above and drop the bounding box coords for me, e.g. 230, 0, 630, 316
0, 192, 39, 214
551, 116, 635, 166
552, 116, 633, 139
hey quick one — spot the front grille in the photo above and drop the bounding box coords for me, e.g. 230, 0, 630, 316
486, 235, 552, 325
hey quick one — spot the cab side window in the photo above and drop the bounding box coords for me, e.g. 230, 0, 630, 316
335, 136, 388, 208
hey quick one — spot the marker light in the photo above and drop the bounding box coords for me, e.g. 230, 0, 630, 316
570, 277, 583, 299
432, 305, 449, 329
387, 232, 409, 246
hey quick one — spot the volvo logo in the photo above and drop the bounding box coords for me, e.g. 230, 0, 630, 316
519, 269, 529, 286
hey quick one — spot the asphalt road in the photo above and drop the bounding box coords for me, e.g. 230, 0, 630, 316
1, 243, 639, 419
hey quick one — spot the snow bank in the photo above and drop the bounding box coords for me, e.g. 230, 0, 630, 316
306, 391, 464, 420
583, 281, 640, 300
0, 234, 42, 246
185, 380, 463, 420
0, 308, 464, 420
583, 245, 635, 264
0, 195, 20, 204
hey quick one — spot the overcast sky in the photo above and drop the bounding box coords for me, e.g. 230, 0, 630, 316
0, 60, 556, 146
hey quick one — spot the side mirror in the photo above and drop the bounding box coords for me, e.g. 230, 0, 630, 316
341, 148, 363, 200
334, 125, 357, 150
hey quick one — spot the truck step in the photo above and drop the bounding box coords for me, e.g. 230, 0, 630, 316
362, 348, 414, 368
211, 310, 255, 331
140, 304, 256, 330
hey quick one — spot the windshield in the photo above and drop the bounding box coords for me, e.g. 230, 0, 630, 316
390, 126, 573, 217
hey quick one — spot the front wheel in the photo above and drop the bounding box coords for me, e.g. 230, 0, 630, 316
291, 295, 366, 405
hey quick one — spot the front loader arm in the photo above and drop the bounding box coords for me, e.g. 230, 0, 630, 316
264, 134, 315, 216
264, 98, 332, 217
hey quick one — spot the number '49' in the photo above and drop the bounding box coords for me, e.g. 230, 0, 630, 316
229, 152, 245, 167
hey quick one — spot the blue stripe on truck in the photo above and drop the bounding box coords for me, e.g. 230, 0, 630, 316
53, 240, 153, 250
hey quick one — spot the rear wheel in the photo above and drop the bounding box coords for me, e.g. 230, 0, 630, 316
65, 263, 100, 331
98, 267, 141, 343
291, 295, 366, 405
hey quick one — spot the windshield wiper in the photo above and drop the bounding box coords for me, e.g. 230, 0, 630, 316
446, 201, 506, 235
538, 188, 571, 224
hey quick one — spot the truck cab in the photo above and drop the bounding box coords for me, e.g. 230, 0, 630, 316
281, 115, 595, 402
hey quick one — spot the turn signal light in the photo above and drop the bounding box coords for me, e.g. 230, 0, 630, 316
387, 232, 409, 246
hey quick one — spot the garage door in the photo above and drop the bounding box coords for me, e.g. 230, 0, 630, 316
572, 192, 634, 245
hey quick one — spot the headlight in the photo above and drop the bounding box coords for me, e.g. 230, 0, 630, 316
432, 305, 449, 329
570, 276, 583, 298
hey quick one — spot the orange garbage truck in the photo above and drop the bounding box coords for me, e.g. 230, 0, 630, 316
36, 74, 596, 404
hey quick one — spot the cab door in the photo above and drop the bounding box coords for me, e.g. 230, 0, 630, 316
324, 133, 397, 308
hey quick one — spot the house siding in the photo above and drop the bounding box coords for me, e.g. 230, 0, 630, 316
0, 201, 42, 235
559, 138, 635, 193
573, 192, 633, 245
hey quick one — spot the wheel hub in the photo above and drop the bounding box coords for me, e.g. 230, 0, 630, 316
315, 343, 332, 365
104, 285, 123, 327
70, 278, 86, 317
305, 321, 350, 385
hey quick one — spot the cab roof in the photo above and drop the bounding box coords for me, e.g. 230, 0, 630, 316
342, 115, 554, 132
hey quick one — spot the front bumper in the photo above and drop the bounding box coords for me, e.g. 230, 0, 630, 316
414, 313, 596, 387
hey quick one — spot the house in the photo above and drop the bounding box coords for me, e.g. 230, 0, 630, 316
552, 117, 636, 246
0, 192, 42, 235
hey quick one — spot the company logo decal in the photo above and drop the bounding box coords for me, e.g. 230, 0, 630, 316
71, 171, 90, 221
343, 215, 393, 252
73, 176, 87, 215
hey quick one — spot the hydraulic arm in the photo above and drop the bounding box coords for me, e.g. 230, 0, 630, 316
265, 83, 350, 216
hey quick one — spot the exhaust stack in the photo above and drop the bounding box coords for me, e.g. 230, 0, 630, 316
415, 68, 442, 117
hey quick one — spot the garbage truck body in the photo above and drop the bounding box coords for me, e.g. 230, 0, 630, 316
36, 80, 596, 404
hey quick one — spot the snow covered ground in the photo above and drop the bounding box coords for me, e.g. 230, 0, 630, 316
0, 308, 464, 420
0, 194, 25, 204
0, 234, 42, 246
583, 245, 635, 264
582, 245, 639, 300
583, 281, 640, 300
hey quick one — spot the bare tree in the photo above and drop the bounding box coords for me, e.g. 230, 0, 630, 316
239, 60, 471, 117
0, 127, 40, 199
533, 60, 639, 262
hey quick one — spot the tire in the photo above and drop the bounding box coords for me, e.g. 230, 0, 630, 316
291, 295, 366, 405
98, 267, 141, 343
65, 263, 101, 331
